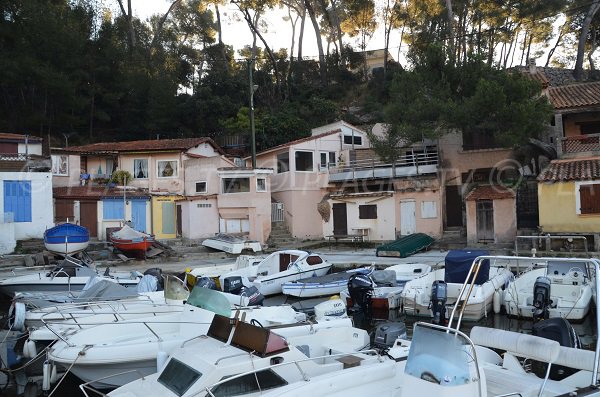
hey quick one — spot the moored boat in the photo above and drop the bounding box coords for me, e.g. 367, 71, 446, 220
201, 233, 262, 254
110, 224, 154, 254
282, 267, 372, 298
44, 223, 90, 255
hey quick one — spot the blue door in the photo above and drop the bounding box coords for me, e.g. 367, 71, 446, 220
3, 181, 32, 222
131, 200, 147, 232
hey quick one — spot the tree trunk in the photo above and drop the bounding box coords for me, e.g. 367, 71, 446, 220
589, 29, 598, 71
215, 5, 230, 73
575, 0, 600, 80
304, 0, 327, 85
149, 0, 182, 50
545, 26, 565, 67
116, 0, 136, 52
298, 8, 306, 60
444, 0, 454, 65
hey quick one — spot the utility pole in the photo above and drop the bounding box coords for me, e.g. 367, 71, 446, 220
248, 58, 257, 169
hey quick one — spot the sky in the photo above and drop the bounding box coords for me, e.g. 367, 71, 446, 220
132, 0, 402, 62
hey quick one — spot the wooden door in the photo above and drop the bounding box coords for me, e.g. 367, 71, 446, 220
54, 199, 74, 223
400, 200, 416, 235
445, 185, 463, 227
332, 203, 348, 235
476, 200, 494, 242
176, 204, 182, 237
80, 201, 98, 237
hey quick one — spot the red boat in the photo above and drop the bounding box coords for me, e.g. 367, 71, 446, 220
110, 224, 155, 254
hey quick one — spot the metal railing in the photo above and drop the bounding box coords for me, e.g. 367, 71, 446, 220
561, 133, 600, 154
271, 202, 285, 223
514, 234, 588, 255
328, 150, 438, 179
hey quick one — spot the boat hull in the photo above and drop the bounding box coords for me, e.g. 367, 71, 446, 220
43, 241, 89, 255
253, 264, 332, 296
111, 238, 154, 253
44, 223, 90, 255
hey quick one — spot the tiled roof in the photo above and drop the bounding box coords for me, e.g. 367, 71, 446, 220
548, 81, 600, 110
0, 133, 42, 142
63, 137, 223, 154
53, 186, 149, 199
537, 157, 600, 182
256, 130, 341, 157
465, 185, 515, 201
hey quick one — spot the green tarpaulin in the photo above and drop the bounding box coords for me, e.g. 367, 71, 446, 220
376, 233, 435, 258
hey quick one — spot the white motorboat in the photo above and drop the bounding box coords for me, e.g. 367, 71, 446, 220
100, 312, 374, 397
0, 256, 141, 297
187, 254, 265, 280
400, 250, 512, 321
48, 287, 343, 389
219, 249, 332, 296
281, 267, 372, 298
201, 233, 262, 254
503, 258, 595, 321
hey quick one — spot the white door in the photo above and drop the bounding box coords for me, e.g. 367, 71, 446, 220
400, 200, 416, 235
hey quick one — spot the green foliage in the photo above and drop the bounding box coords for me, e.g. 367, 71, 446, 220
111, 170, 133, 186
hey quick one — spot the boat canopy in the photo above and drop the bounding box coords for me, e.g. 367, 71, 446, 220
444, 249, 490, 285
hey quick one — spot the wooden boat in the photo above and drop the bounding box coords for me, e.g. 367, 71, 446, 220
110, 224, 154, 254
44, 223, 89, 255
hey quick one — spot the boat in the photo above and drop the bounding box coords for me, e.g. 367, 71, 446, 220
281, 267, 372, 298
219, 249, 333, 296
48, 287, 346, 389
400, 250, 513, 321
0, 256, 141, 297
375, 233, 435, 257
44, 222, 90, 255
110, 224, 154, 254
201, 233, 262, 254
503, 258, 595, 321
187, 254, 265, 281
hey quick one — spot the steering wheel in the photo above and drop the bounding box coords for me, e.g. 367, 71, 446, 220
420, 371, 441, 384
250, 318, 264, 328
567, 267, 584, 279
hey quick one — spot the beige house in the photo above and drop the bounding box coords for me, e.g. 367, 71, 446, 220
254, 121, 443, 241
52, 138, 273, 243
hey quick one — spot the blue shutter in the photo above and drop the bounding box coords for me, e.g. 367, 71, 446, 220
3, 181, 32, 222
102, 200, 124, 220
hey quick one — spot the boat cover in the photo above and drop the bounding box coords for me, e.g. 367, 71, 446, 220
111, 225, 152, 241
376, 233, 435, 258
444, 249, 490, 285
77, 279, 136, 300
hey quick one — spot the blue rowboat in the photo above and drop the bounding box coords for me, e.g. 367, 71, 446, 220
44, 223, 90, 255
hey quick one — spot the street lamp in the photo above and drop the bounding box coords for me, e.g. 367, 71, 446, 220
248, 59, 258, 169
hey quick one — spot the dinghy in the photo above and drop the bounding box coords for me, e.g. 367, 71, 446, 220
44, 222, 90, 255
110, 224, 154, 254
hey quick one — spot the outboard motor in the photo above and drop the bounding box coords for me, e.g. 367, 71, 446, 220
194, 276, 217, 290
347, 273, 374, 319
222, 276, 244, 294
143, 268, 164, 291
429, 280, 447, 325
374, 321, 407, 349
532, 317, 581, 380
532, 276, 551, 322
240, 286, 264, 306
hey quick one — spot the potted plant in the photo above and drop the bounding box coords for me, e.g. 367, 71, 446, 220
111, 170, 133, 186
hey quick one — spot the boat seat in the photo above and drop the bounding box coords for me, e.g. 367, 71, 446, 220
482, 363, 575, 397
471, 327, 560, 363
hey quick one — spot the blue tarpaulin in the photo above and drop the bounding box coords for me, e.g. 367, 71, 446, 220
444, 249, 490, 285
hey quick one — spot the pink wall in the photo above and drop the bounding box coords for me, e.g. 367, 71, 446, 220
466, 198, 516, 244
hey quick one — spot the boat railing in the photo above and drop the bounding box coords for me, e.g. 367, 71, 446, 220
79, 369, 148, 397
515, 234, 588, 256
448, 255, 600, 388
6, 265, 56, 277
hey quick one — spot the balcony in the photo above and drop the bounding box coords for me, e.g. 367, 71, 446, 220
0, 153, 51, 172
328, 150, 438, 182
561, 133, 600, 155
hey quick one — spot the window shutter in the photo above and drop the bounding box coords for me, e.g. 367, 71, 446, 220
580, 185, 600, 214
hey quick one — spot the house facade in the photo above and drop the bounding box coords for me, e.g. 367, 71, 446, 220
53, 137, 273, 243
0, 133, 53, 253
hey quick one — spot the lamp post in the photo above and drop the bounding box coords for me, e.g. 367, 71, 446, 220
248, 59, 258, 169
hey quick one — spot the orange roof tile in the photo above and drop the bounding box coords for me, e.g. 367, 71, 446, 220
538, 157, 600, 182
0, 133, 42, 141
548, 81, 600, 110
63, 137, 223, 154
465, 185, 515, 201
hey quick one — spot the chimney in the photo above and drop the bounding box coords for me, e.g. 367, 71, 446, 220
528, 58, 537, 74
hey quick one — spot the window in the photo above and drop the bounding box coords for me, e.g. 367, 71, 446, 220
319, 152, 336, 170
195, 181, 207, 193
359, 205, 377, 219
295, 151, 313, 171
277, 152, 289, 173
211, 369, 288, 397
256, 178, 266, 192
577, 121, 600, 135
133, 159, 148, 179
3, 181, 31, 222
158, 358, 202, 396
421, 201, 437, 219
579, 184, 600, 214
197, 203, 212, 208
103, 200, 124, 220
223, 178, 250, 194
106, 158, 115, 177
51, 155, 69, 176
343, 134, 363, 146
157, 160, 178, 178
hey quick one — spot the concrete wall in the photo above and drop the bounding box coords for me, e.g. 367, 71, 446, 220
539, 181, 600, 233
187, 142, 221, 157
183, 156, 232, 196
394, 189, 444, 239
180, 198, 220, 239
466, 198, 516, 244
18, 143, 42, 155
0, 172, 54, 239
0, 222, 16, 254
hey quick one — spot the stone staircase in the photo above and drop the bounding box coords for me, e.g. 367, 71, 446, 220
267, 223, 295, 248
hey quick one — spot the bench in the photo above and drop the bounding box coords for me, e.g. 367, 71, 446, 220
326, 234, 364, 243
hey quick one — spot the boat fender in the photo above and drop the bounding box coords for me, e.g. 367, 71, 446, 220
8, 301, 26, 331
50, 363, 59, 384
493, 290, 502, 314
23, 339, 37, 359
157, 351, 169, 371
42, 361, 51, 391
23, 382, 38, 397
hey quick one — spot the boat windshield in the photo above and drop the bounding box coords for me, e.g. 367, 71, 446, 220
405, 323, 477, 386
187, 287, 232, 317
546, 260, 589, 278
158, 358, 202, 396
164, 275, 190, 301
210, 369, 288, 397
